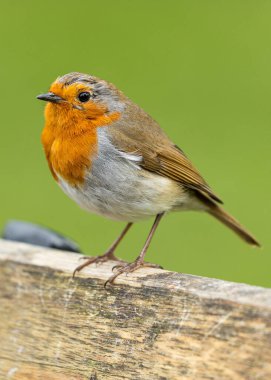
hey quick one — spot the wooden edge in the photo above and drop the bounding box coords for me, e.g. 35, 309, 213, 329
0, 239, 270, 309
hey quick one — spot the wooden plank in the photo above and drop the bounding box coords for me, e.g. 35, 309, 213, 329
0, 239, 270, 380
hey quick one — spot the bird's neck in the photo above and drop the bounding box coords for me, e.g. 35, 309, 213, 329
41, 103, 120, 186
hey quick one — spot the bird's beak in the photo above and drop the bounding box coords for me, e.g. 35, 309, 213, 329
36, 92, 64, 103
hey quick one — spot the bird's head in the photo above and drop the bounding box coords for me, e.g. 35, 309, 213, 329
37, 72, 125, 128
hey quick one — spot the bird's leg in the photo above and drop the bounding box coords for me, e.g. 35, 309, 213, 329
73, 223, 133, 277
105, 213, 164, 287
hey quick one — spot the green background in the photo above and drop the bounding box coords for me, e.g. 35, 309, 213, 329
1, 1, 270, 287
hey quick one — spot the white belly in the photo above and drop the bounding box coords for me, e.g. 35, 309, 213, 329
57, 129, 192, 222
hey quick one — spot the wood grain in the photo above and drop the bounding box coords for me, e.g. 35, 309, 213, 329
0, 240, 270, 380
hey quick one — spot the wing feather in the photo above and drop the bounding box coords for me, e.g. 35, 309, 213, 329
107, 110, 222, 204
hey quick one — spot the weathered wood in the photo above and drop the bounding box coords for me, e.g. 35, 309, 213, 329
0, 240, 270, 380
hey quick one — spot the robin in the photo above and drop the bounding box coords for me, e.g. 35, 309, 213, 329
37, 72, 260, 286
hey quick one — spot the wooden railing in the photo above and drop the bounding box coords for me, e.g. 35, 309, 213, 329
0, 240, 270, 380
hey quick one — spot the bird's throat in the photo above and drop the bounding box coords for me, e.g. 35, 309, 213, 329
41, 104, 120, 186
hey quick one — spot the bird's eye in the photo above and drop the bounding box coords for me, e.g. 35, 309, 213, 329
78, 92, 91, 102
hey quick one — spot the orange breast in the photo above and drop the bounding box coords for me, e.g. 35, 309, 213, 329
41, 102, 120, 186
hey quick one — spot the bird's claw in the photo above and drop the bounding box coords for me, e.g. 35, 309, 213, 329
73, 251, 124, 278
104, 260, 162, 288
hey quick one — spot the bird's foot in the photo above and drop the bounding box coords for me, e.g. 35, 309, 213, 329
104, 259, 162, 287
73, 250, 125, 278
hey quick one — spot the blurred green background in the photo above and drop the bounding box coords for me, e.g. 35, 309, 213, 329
0, 1, 270, 287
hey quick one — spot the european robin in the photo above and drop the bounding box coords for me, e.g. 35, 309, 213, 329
37, 72, 260, 285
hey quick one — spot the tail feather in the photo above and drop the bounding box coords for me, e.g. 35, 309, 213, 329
208, 205, 260, 247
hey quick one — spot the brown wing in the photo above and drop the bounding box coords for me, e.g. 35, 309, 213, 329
107, 102, 222, 204
142, 145, 222, 203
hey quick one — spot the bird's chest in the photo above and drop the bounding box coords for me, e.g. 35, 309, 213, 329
55, 129, 141, 220
43, 130, 97, 186
56, 129, 178, 221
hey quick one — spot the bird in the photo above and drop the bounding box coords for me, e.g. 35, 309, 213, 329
37, 72, 260, 286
